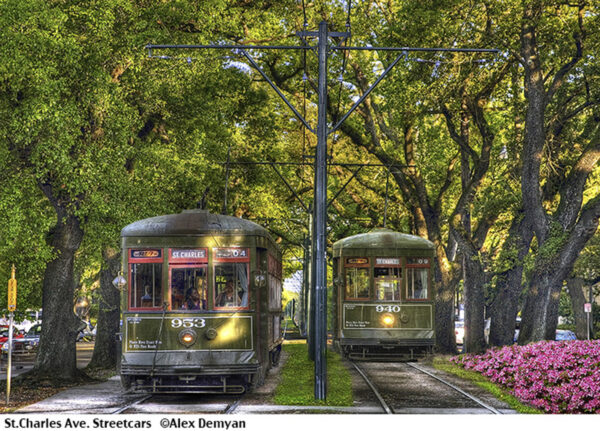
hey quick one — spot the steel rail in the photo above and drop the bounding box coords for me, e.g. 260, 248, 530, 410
406, 362, 502, 414
224, 397, 243, 414
351, 362, 393, 414
111, 394, 153, 414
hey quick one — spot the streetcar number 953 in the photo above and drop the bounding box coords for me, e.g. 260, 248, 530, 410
375, 305, 401, 313
171, 318, 206, 328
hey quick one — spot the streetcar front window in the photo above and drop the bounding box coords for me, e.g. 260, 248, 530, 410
345, 267, 370, 299
406, 268, 428, 299
129, 263, 163, 309
214, 263, 249, 309
171, 267, 207, 310
374, 267, 401, 301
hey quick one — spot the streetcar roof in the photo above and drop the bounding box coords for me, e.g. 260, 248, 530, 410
332, 228, 434, 253
121, 209, 276, 243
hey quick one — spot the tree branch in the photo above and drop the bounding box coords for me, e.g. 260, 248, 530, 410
556, 129, 600, 229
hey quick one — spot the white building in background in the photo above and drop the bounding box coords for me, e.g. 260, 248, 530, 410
283, 270, 302, 293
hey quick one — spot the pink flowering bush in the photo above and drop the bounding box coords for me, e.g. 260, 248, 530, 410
451, 340, 600, 414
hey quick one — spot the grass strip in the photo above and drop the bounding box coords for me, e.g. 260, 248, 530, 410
432, 356, 541, 414
273, 343, 353, 406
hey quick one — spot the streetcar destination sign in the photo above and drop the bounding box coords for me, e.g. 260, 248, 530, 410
130, 249, 161, 259
376, 258, 400, 265
215, 248, 248, 259
346, 258, 368, 265
407, 257, 430, 265
171, 249, 206, 259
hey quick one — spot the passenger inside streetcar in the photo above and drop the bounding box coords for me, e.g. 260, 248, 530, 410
183, 287, 204, 310
216, 281, 242, 307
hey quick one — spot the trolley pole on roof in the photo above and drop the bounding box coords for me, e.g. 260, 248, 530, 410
145, 20, 499, 401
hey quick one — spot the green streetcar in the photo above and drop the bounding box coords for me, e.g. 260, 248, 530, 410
118, 209, 283, 393
332, 228, 435, 360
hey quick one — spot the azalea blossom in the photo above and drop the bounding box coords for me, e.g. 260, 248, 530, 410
451, 340, 600, 414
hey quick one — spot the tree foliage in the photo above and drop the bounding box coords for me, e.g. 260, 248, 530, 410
0, 0, 599, 380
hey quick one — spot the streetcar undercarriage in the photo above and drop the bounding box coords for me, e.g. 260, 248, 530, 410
339, 339, 433, 361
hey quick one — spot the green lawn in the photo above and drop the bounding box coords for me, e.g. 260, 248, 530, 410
273, 343, 353, 406
432, 356, 541, 414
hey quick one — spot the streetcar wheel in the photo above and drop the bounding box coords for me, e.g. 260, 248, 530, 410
342, 346, 351, 358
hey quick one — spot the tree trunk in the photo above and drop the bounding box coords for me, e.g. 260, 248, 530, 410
519, 270, 561, 342
433, 248, 460, 354
566, 276, 588, 340
34, 195, 84, 380
488, 216, 532, 346
87, 247, 122, 369
488, 264, 525, 346
462, 253, 486, 353
545, 279, 565, 339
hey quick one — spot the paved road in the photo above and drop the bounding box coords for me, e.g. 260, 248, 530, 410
0, 341, 93, 380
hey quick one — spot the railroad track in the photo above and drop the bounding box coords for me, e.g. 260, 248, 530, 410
351, 361, 502, 414
111, 394, 153, 414
405, 362, 502, 414
111, 394, 243, 414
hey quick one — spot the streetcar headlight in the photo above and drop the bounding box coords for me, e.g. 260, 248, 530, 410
178, 329, 197, 347
381, 313, 395, 327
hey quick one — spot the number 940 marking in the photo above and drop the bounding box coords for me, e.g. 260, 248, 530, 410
375, 305, 401, 313
171, 318, 206, 328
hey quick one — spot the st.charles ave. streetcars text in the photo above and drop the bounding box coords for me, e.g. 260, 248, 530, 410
4, 418, 151, 429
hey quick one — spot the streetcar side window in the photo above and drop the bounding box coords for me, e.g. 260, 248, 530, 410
129, 263, 163, 309
374, 267, 402, 301
268, 254, 282, 310
345, 267, 370, 299
405, 257, 429, 300
214, 263, 249, 309
406, 267, 428, 299
171, 267, 207, 310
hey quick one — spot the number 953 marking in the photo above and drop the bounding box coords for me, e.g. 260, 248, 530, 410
171, 318, 206, 328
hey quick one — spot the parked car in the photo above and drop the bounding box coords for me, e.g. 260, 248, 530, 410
555, 329, 576, 341
14, 309, 42, 333
0, 326, 24, 344
1, 323, 41, 356
77, 320, 96, 342
513, 328, 577, 342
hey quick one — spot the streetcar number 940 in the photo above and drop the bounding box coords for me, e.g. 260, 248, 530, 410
375, 305, 401, 313
171, 318, 206, 328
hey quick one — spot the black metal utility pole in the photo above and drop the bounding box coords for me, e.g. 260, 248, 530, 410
312, 20, 329, 399
146, 20, 498, 401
